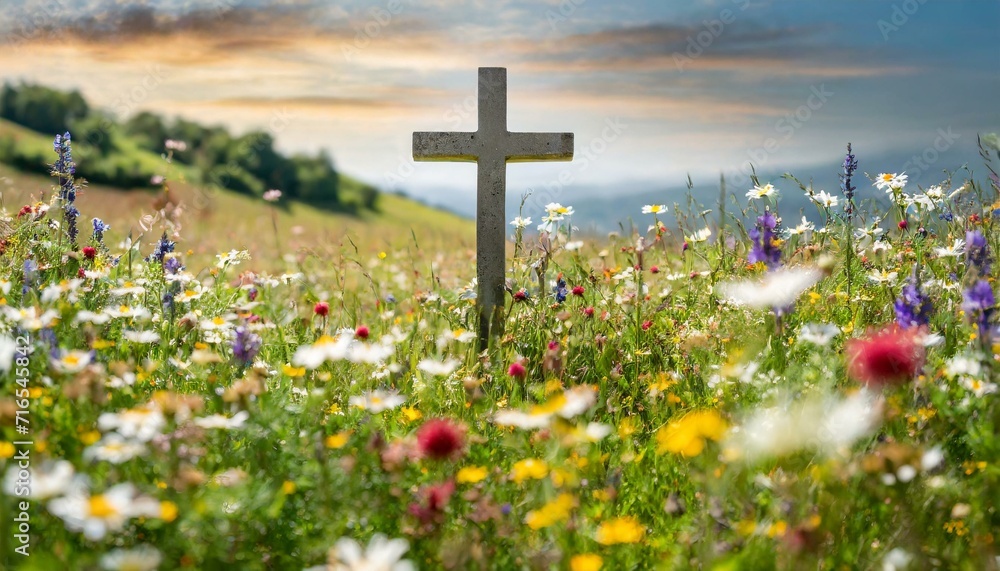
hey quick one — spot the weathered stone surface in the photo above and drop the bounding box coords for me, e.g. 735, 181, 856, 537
413, 67, 574, 347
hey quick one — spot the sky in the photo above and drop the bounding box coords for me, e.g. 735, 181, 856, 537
0, 0, 997, 221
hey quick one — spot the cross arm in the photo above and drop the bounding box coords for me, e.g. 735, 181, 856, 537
413, 131, 479, 162
506, 132, 574, 162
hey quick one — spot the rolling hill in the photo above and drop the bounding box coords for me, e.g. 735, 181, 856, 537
0, 118, 474, 269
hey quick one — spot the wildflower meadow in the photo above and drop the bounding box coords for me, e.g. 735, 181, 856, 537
0, 132, 999, 570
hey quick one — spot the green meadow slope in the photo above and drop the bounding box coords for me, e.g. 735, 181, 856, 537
0, 119, 474, 268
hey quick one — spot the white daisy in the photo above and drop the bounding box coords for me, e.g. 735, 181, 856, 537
746, 183, 778, 200
349, 389, 405, 413
100, 545, 163, 571
716, 267, 823, 309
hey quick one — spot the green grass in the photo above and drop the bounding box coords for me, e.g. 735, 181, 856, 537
1, 143, 998, 570
0, 160, 474, 270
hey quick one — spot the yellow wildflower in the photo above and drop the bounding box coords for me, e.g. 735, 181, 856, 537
595, 516, 645, 545
324, 431, 351, 449
511, 459, 549, 483
570, 554, 603, 571
656, 410, 727, 457
525, 493, 577, 530
456, 466, 488, 484
160, 501, 178, 522
282, 364, 306, 377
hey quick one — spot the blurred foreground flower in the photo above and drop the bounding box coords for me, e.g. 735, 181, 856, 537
595, 516, 646, 545
656, 410, 727, 457
415, 418, 465, 461
716, 267, 822, 311
307, 533, 414, 571
100, 545, 162, 571
846, 327, 925, 386
725, 391, 882, 461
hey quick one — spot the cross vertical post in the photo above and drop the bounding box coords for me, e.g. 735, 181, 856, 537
413, 67, 574, 348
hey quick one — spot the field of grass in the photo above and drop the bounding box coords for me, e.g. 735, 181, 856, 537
0, 162, 474, 271
0, 136, 998, 570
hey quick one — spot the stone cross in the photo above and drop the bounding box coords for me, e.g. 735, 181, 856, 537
413, 67, 574, 348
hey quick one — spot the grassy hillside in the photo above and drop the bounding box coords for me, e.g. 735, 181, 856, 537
0, 154, 474, 270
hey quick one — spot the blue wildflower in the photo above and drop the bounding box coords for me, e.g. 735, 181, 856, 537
965, 229, 991, 275
148, 232, 175, 263
163, 256, 183, 275
231, 325, 262, 366
748, 210, 782, 270
92, 218, 110, 243
22, 259, 37, 296
962, 279, 995, 340
554, 278, 568, 303
894, 274, 933, 329
39, 328, 59, 359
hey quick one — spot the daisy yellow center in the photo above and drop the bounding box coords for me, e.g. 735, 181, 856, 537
63, 354, 80, 366
213, 317, 225, 325
370, 396, 383, 406
119, 305, 130, 313
88, 495, 118, 518
184, 289, 197, 297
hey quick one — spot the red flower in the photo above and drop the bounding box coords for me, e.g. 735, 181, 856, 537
641, 320, 653, 331
17, 205, 32, 217
409, 480, 455, 525
513, 289, 528, 302
313, 301, 329, 317
77, 268, 86, 278
897, 219, 908, 230
583, 306, 595, 318
846, 326, 925, 386
571, 285, 585, 296
650, 266, 660, 274
82, 246, 97, 259
508, 362, 526, 378
416, 418, 464, 460
355, 325, 370, 339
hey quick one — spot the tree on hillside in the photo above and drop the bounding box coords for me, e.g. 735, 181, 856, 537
0, 83, 89, 135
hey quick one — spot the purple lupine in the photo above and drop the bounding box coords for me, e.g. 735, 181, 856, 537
894, 274, 933, 329
52, 132, 80, 246
962, 279, 995, 340
840, 143, 858, 215
965, 230, 991, 276
748, 210, 782, 270
148, 232, 175, 263
231, 325, 262, 366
